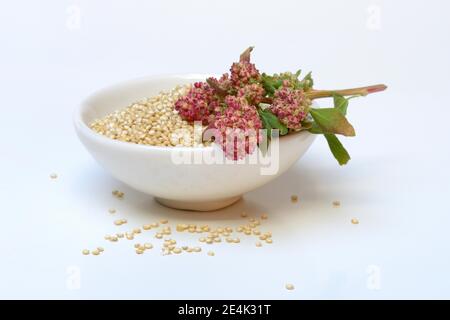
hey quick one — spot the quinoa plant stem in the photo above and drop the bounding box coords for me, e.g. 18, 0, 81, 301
305, 84, 387, 99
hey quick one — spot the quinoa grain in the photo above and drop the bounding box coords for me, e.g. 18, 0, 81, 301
286, 284, 295, 291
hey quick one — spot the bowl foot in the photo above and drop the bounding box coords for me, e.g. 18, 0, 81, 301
155, 196, 241, 212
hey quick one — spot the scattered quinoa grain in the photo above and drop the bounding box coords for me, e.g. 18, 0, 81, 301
291, 195, 298, 203
207, 251, 215, 256
144, 243, 153, 249
90, 85, 209, 148
332, 200, 341, 207
255, 242, 262, 247
108, 208, 116, 214
82, 249, 90, 255
92, 250, 100, 256
286, 283, 295, 291
49, 173, 58, 179
112, 190, 124, 199
351, 218, 359, 225
97, 247, 104, 252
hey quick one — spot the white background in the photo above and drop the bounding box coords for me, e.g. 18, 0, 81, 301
1, 0, 450, 299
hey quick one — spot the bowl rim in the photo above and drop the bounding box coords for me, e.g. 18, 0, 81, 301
74, 74, 310, 153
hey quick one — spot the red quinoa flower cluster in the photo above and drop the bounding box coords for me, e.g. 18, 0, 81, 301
269, 86, 308, 129
237, 83, 265, 105
230, 46, 261, 88
210, 96, 262, 160
174, 82, 220, 124
230, 61, 260, 88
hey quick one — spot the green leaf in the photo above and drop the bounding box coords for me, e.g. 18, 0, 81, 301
309, 108, 355, 137
333, 93, 363, 115
261, 74, 282, 96
258, 133, 269, 156
259, 111, 272, 139
324, 134, 351, 165
333, 94, 349, 115
257, 108, 288, 156
258, 108, 288, 136
308, 94, 358, 165
299, 120, 313, 131
299, 72, 314, 90
308, 122, 322, 134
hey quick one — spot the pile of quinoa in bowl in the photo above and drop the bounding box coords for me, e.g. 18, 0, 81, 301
90, 84, 209, 148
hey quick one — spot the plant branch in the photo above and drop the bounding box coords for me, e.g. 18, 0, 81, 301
305, 84, 387, 99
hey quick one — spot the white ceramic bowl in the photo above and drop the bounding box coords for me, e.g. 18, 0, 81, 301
74, 75, 316, 211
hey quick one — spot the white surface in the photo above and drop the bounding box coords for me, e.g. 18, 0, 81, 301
1, 0, 449, 299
